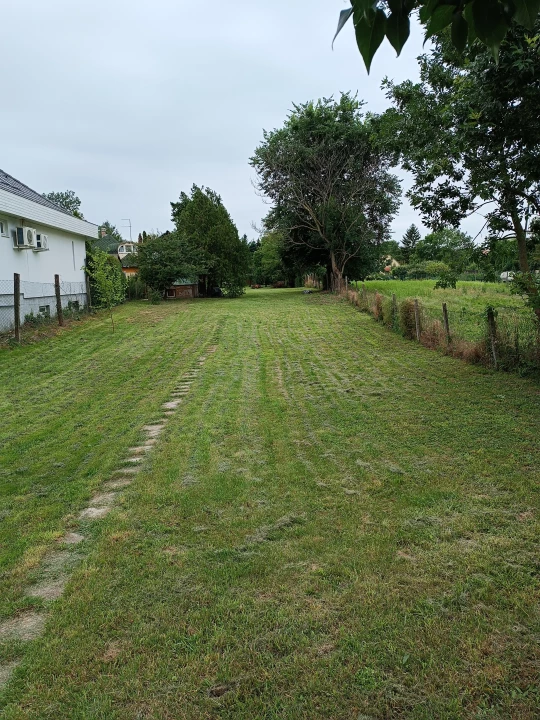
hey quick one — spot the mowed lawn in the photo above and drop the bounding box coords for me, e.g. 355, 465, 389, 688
1, 289, 539, 719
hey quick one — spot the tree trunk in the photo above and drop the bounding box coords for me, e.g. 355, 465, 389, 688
330, 251, 343, 294
510, 208, 530, 273
510, 208, 540, 321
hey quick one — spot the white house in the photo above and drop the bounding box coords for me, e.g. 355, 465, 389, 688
0, 169, 98, 331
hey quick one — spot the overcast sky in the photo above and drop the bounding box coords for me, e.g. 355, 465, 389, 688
2, 1, 483, 243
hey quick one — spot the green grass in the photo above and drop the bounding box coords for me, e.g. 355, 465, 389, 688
357, 280, 534, 344
1, 290, 539, 718
359, 280, 522, 313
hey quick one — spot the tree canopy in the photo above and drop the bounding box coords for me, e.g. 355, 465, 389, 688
171, 185, 250, 296
137, 231, 203, 297
43, 190, 84, 219
378, 24, 540, 313
250, 93, 401, 289
334, 0, 540, 72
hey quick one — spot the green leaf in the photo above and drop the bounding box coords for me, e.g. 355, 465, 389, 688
332, 7, 354, 48
471, 0, 510, 60
355, 8, 387, 72
513, 0, 540, 30
451, 12, 469, 52
425, 5, 455, 39
463, 3, 478, 43
352, 0, 378, 24
419, 0, 440, 24
386, 11, 411, 55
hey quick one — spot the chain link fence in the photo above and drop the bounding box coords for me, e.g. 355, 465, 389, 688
344, 287, 540, 377
0, 275, 87, 338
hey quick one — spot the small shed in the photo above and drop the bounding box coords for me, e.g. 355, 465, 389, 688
166, 279, 199, 299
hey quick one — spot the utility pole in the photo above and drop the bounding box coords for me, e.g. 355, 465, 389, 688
121, 218, 132, 242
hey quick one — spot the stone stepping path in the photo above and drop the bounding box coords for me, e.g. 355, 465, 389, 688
0, 342, 218, 693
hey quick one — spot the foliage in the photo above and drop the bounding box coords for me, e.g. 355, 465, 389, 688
400, 224, 421, 263
379, 24, 540, 315
98, 221, 124, 247
434, 271, 458, 289
412, 228, 475, 272
43, 190, 84, 219
511, 271, 540, 312
126, 275, 147, 301
171, 185, 249, 295
391, 265, 408, 280
251, 94, 400, 290
333, 0, 540, 72
138, 231, 203, 298
85, 248, 126, 331
407, 261, 451, 278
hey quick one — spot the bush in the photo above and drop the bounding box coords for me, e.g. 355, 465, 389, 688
408, 261, 451, 279
399, 299, 417, 339
126, 276, 146, 300
222, 281, 246, 298
148, 288, 162, 304
434, 271, 458, 289
381, 297, 395, 327
391, 265, 408, 280
373, 292, 384, 320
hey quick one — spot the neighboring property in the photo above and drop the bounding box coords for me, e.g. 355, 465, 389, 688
166, 279, 199, 299
0, 169, 98, 331
94, 237, 139, 278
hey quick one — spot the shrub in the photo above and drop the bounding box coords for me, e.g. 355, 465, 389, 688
391, 265, 408, 280
399, 299, 417, 339
434, 271, 458, 289
381, 297, 395, 327
148, 289, 162, 304
373, 293, 384, 320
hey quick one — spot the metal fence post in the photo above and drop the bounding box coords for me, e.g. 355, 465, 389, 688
14, 273, 20, 342
54, 274, 64, 327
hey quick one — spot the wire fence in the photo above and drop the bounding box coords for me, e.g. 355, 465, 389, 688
343, 286, 540, 377
0, 275, 88, 341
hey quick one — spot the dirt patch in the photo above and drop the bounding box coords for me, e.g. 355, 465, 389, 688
27, 577, 67, 601
128, 446, 151, 455
0, 612, 46, 641
91, 492, 117, 507
0, 660, 20, 690
103, 479, 133, 491
79, 506, 111, 520
61, 532, 85, 545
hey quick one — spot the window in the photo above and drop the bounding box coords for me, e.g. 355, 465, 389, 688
167, 289, 176, 298
0, 218, 9, 237
118, 245, 125, 253
38, 305, 50, 317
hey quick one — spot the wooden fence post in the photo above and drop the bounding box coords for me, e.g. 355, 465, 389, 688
414, 299, 421, 342
487, 307, 498, 369
362, 283, 367, 305
54, 274, 64, 327
442, 302, 451, 344
14, 273, 20, 343
392, 294, 397, 326
345, 277, 348, 295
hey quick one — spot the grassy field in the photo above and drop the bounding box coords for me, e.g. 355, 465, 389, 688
359, 280, 523, 314
1, 290, 539, 718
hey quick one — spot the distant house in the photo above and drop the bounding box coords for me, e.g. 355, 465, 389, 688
0, 169, 98, 331
166, 279, 199, 299
94, 237, 139, 278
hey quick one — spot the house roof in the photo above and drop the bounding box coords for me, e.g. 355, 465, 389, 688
0, 169, 73, 216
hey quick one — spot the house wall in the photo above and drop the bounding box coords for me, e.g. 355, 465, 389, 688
0, 211, 91, 331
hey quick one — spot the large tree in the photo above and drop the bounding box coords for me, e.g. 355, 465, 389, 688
43, 190, 84, 219
380, 24, 540, 316
138, 232, 203, 298
333, 0, 540, 72
171, 185, 249, 296
250, 94, 400, 291
400, 224, 421, 263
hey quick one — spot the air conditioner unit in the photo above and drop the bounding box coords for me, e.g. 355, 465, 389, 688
35, 234, 49, 251
15, 226, 37, 248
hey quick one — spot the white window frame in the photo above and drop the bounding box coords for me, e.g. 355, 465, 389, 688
0, 217, 9, 237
